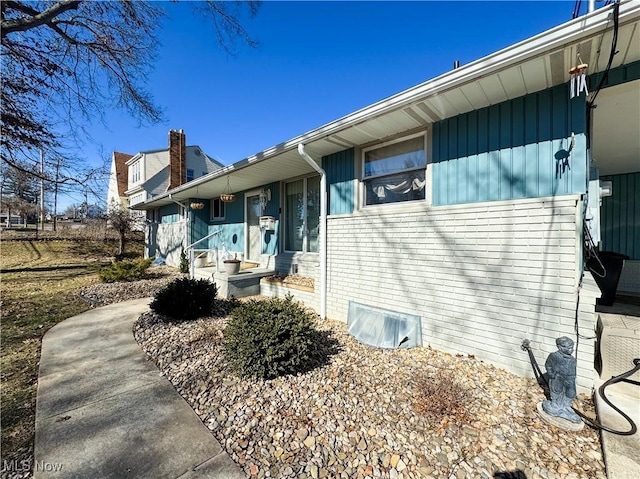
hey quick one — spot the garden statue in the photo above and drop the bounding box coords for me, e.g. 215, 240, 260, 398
542, 336, 582, 424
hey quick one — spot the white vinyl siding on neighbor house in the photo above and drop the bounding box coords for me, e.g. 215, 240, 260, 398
285, 175, 320, 253
210, 198, 225, 220
363, 134, 427, 206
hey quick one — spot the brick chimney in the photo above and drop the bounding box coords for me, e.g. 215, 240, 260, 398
168, 129, 186, 189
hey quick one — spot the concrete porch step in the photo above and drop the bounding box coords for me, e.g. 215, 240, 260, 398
193, 266, 275, 298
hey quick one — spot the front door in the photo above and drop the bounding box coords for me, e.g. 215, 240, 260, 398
246, 193, 262, 262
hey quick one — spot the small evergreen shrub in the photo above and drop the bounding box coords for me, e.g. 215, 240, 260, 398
150, 278, 217, 321
224, 295, 318, 379
99, 258, 152, 283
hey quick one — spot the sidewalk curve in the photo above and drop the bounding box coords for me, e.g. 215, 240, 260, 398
34, 297, 246, 479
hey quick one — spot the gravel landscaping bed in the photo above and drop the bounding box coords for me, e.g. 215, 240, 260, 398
130, 306, 606, 479
78, 265, 184, 306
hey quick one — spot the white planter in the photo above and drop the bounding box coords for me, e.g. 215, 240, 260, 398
223, 261, 241, 275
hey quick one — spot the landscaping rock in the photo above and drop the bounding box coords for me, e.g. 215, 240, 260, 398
132, 309, 606, 479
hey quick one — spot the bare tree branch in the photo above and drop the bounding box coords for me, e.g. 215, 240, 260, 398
1, 0, 80, 37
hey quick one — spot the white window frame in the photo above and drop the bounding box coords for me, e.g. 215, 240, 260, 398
361, 132, 427, 208
131, 160, 141, 184
210, 197, 225, 221
284, 174, 320, 254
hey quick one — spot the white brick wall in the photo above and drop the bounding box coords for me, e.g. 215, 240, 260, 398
260, 282, 319, 311
153, 222, 186, 268
324, 195, 597, 392
618, 260, 640, 294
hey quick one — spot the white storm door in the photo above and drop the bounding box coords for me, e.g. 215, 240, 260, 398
245, 193, 262, 262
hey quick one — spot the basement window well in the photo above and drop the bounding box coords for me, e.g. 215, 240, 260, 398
347, 301, 422, 349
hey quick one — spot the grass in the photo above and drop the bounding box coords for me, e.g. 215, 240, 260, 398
0, 236, 143, 466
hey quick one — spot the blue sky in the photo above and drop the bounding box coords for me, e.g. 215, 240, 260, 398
75, 0, 581, 209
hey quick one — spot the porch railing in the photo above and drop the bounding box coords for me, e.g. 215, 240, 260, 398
186, 230, 221, 279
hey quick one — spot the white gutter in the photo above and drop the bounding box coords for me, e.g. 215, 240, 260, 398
297, 144, 327, 320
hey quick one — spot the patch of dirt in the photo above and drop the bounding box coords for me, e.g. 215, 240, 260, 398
263, 274, 314, 288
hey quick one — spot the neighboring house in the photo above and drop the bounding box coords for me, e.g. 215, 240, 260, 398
106, 151, 133, 210
134, 3, 640, 393
125, 129, 224, 209
112, 129, 223, 237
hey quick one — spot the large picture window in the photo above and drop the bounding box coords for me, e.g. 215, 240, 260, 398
363, 134, 426, 206
285, 175, 320, 253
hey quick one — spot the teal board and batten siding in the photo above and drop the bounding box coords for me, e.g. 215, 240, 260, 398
207, 194, 245, 253
200, 181, 281, 255
159, 204, 181, 223
600, 173, 640, 260
323, 149, 355, 215
432, 85, 588, 206
190, 199, 209, 245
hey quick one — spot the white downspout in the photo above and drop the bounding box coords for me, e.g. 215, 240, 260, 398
588, 0, 596, 14
297, 143, 327, 320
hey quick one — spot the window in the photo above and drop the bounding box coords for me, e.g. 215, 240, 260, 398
130, 192, 145, 206
285, 175, 320, 253
362, 134, 426, 206
186, 169, 194, 182
210, 198, 225, 220
131, 161, 141, 184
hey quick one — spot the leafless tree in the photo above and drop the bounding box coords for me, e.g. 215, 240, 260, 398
1, 0, 259, 180
105, 201, 141, 256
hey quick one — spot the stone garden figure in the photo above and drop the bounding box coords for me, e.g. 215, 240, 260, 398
542, 336, 582, 423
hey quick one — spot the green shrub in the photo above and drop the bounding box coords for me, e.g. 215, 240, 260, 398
224, 295, 318, 379
99, 258, 152, 283
150, 278, 217, 321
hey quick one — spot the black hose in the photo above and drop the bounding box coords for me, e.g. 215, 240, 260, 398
577, 358, 640, 436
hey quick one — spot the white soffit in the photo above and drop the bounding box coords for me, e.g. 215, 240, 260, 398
442, 88, 474, 115
498, 67, 528, 99
521, 57, 549, 93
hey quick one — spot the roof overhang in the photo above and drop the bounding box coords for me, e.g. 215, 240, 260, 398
136, 1, 640, 210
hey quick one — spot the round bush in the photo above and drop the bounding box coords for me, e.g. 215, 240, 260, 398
99, 258, 152, 283
150, 277, 217, 321
224, 296, 317, 379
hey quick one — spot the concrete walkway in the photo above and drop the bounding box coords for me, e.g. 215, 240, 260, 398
34, 298, 246, 479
